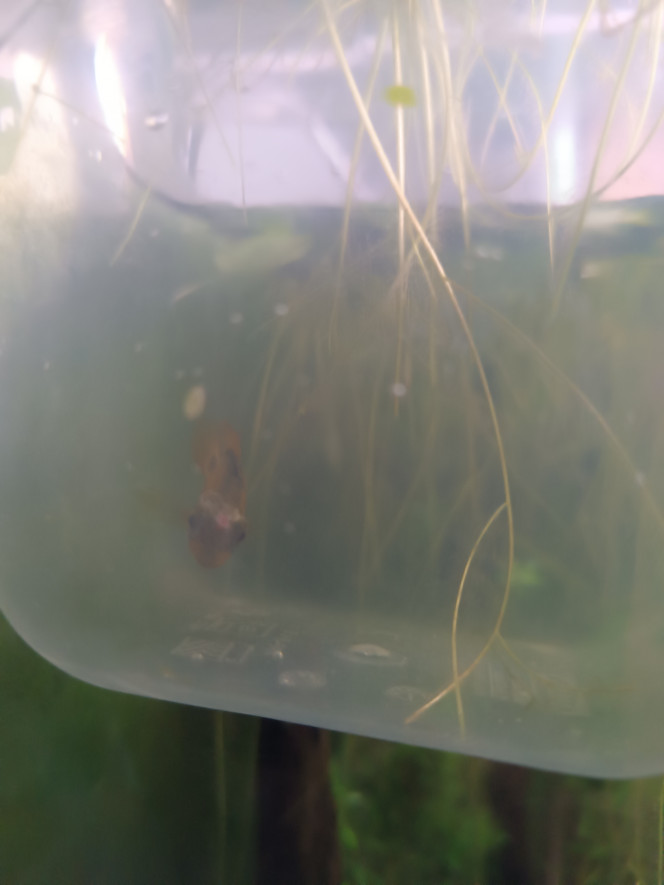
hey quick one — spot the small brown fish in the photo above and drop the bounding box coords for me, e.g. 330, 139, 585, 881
188, 421, 247, 568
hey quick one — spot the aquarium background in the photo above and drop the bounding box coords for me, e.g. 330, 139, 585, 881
2, 616, 664, 885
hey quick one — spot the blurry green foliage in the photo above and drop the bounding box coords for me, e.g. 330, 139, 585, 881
2, 612, 664, 885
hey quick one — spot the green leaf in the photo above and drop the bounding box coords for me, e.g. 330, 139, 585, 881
384, 84, 417, 108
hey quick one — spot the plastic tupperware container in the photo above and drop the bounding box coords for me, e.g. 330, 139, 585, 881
2, 0, 664, 778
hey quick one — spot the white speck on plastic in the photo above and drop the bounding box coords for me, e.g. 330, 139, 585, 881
88, 148, 102, 162
385, 685, 428, 704
337, 643, 406, 667
351, 643, 391, 659
390, 382, 407, 398
144, 111, 169, 131
183, 385, 206, 421
278, 670, 326, 689
230, 312, 244, 325
274, 303, 289, 317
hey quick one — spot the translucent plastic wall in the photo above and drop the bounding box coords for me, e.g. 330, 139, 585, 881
2, 0, 664, 776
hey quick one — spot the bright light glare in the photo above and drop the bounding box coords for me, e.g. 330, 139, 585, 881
552, 125, 576, 204
94, 35, 127, 157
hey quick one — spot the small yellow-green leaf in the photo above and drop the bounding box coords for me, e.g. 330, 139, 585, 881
384, 84, 417, 108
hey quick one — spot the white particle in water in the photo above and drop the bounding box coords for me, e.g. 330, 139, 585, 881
283, 521, 296, 534
183, 385, 206, 421
190, 652, 204, 663
144, 111, 169, 131
88, 148, 102, 162
174, 369, 186, 381
43, 360, 51, 371
274, 303, 289, 317
230, 312, 244, 325
635, 471, 646, 487
134, 341, 144, 354
390, 382, 407, 398
192, 366, 204, 378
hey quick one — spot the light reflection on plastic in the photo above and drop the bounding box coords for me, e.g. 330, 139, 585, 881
14, 52, 49, 108
94, 35, 127, 157
552, 125, 576, 204
10, 52, 76, 209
